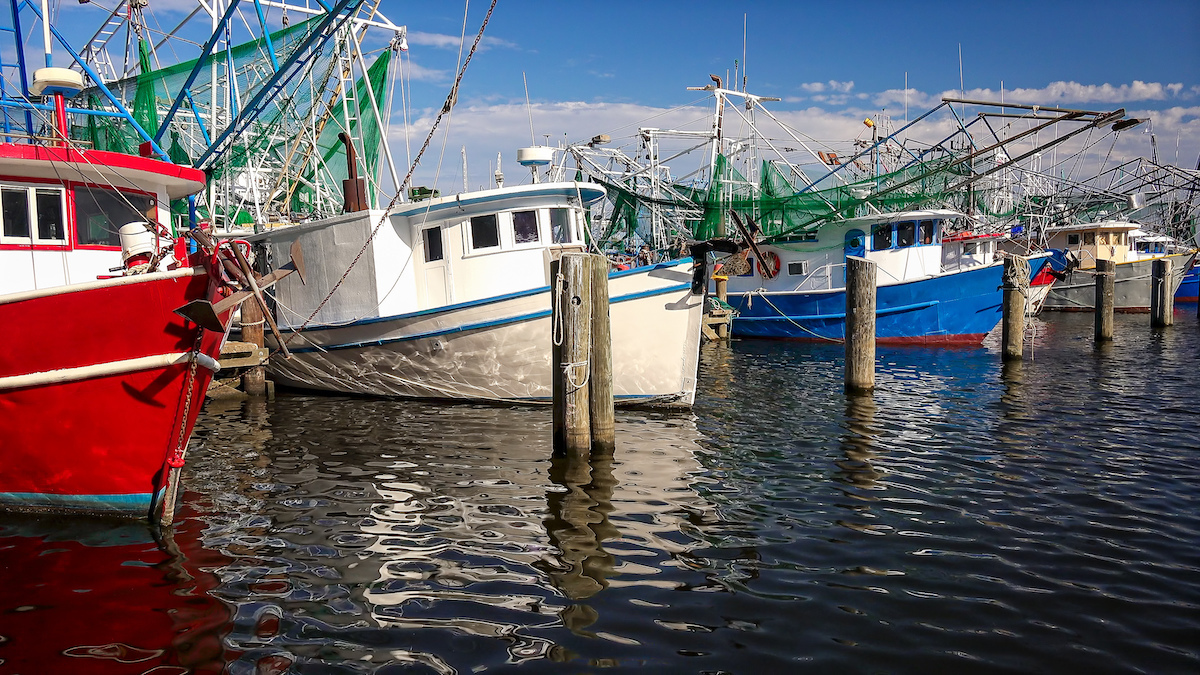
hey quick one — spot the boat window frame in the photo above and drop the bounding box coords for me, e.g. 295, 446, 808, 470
0, 183, 67, 247
1068, 233, 1080, 245
467, 213, 501, 251
550, 207, 573, 244
787, 260, 809, 276
896, 220, 916, 248
919, 219, 937, 245
422, 225, 444, 262
511, 209, 541, 246
72, 184, 157, 249
1084, 232, 1096, 245
872, 222, 893, 251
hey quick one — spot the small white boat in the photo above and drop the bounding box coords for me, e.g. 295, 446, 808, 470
247, 181, 704, 407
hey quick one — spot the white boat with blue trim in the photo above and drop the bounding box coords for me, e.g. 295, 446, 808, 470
247, 180, 703, 407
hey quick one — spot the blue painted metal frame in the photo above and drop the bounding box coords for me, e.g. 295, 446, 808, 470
194, 0, 367, 170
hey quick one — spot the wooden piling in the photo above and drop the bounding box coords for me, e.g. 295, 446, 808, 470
552, 253, 592, 455
239, 288, 268, 396
715, 275, 729, 339
1001, 256, 1027, 361
1094, 258, 1115, 343
845, 256, 876, 392
1151, 257, 1173, 327
589, 254, 615, 453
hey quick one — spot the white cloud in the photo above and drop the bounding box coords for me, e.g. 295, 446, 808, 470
948, 81, 1184, 106
800, 80, 854, 94
406, 31, 517, 51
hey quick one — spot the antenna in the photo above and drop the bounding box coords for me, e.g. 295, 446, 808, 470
742, 13, 747, 91
523, 71, 536, 145
958, 44, 965, 117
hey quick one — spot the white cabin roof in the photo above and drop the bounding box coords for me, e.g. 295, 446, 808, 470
838, 208, 966, 229
391, 182, 605, 225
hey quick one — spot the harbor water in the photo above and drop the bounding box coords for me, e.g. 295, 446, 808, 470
2, 311, 1198, 673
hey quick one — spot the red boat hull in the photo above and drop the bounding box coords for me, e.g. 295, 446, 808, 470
0, 267, 226, 518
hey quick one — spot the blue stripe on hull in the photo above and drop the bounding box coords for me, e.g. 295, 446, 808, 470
727, 264, 1005, 342
0, 490, 157, 516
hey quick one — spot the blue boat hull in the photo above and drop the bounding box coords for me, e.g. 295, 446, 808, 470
727, 263, 1011, 344
1175, 265, 1198, 302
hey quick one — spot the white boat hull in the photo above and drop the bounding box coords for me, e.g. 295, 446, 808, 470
268, 261, 703, 407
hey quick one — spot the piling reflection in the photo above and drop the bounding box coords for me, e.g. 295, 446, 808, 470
836, 392, 882, 490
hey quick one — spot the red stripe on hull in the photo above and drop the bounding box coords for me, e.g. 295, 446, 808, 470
0, 268, 226, 516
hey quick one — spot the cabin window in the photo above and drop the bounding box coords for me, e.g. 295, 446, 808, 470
1, 187, 29, 239
0, 185, 66, 244
919, 220, 936, 245
896, 221, 916, 248
787, 260, 809, 276
963, 242, 978, 255
35, 190, 65, 241
1084, 232, 1095, 245
1098, 232, 1108, 245
513, 210, 539, 244
469, 214, 500, 250
550, 208, 571, 243
872, 223, 892, 250
422, 226, 443, 262
1068, 234, 1080, 245
74, 186, 155, 247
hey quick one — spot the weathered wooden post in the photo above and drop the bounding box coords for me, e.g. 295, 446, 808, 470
239, 291, 267, 396
1151, 257, 1173, 327
552, 253, 592, 454
1001, 256, 1027, 361
1094, 258, 1115, 343
714, 275, 729, 339
588, 254, 615, 453
845, 256, 876, 392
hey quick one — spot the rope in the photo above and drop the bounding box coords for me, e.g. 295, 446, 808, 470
552, 271, 566, 346
283, 0, 499, 347
750, 289, 844, 343
562, 360, 590, 390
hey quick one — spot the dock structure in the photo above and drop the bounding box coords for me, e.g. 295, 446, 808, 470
702, 275, 733, 341
1095, 259, 1115, 343
1151, 258, 1174, 327
552, 253, 615, 455
1002, 256, 1028, 361
845, 257, 876, 392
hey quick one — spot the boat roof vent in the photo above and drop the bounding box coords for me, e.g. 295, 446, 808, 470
31, 67, 84, 98
517, 146, 554, 167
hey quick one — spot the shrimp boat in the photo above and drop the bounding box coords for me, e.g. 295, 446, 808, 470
0, 1, 311, 521
0, 64, 228, 520
245, 171, 704, 407
1041, 220, 1195, 311
722, 209, 1053, 344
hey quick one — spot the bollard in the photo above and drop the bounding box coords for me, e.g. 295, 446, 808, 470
240, 290, 268, 396
588, 255, 615, 453
1151, 257, 1173, 327
845, 256, 876, 392
1001, 256, 1027, 361
1094, 258, 1115, 343
552, 253, 592, 455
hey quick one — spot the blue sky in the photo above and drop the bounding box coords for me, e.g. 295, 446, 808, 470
59, 0, 1200, 193
379, 0, 1200, 191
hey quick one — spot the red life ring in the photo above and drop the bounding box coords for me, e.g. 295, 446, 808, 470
757, 251, 781, 278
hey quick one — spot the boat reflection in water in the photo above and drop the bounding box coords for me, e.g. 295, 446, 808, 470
181, 395, 716, 672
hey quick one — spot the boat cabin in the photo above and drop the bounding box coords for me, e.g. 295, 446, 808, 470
1043, 220, 1138, 269
252, 182, 602, 327
0, 146, 205, 293
729, 209, 965, 291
